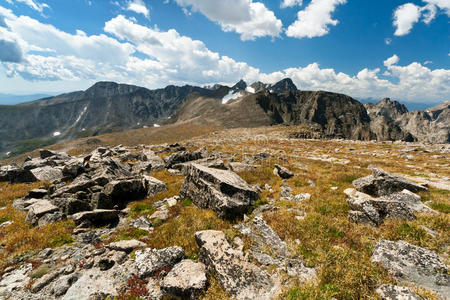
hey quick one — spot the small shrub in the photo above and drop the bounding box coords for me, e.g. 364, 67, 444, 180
29, 264, 52, 279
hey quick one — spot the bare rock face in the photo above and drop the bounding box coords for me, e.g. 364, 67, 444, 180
376, 284, 423, 300
180, 163, 259, 220
345, 189, 416, 226
165, 148, 208, 169
0, 165, 37, 183
71, 209, 119, 226
134, 247, 185, 278
103, 178, 148, 209
195, 230, 279, 300
353, 168, 428, 197
31, 166, 64, 183
273, 164, 294, 179
25, 200, 60, 226
372, 240, 450, 297
160, 259, 208, 298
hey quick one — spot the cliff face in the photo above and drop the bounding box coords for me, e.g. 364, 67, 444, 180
256, 91, 374, 140
366, 99, 449, 143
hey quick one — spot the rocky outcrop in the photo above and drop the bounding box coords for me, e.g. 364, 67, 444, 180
195, 230, 279, 300
346, 168, 433, 226
376, 284, 423, 300
134, 247, 185, 278
352, 168, 428, 197
372, 240, 449, 298
273, 164, 294, 179
160, 259, 208, 298
366, 99, 449, 143
180, 163, 259, 220
345, 188, 416, 226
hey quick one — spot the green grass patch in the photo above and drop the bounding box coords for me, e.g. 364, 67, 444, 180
430, 202, 450, 214
48, 233, 73, 247
114, 228, 149, 241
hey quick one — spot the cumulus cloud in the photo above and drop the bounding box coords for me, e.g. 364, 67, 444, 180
5, 0, 49, 13
172, 0, 282, 41
384, 54, 399, 67
393, 0, 450, 36
1, 7, 449, 103
286, 0, 347, 39
281, 0, 302, 8
393, 3, 421, 36
0, 39, 22, 62
126, 0, 150, 18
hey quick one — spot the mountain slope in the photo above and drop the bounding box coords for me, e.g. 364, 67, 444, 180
0, 82, 216, 155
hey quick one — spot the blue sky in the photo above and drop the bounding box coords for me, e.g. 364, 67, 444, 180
0, 0, 448, 103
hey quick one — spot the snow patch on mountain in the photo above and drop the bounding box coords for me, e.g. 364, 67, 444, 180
222, 91, 242, 104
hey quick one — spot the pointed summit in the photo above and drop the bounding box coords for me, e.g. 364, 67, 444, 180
270, 78, 297, 93
232, 79, 247, 91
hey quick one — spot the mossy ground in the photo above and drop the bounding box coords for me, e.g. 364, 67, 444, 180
0, 125, 448, 299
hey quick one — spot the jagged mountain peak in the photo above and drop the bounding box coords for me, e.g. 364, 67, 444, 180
270, 78, 298, 94
232, 79, 247, 91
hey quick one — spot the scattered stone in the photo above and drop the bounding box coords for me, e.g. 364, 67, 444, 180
353, 167, 428, 197
144, 176, 168, 196
31, 166, 64, 183
71, 209, 119, 226
104, 179, 147, 208
62, 269, 118, 300
294, 193, 311, 202
195, 230, 279, 300
130, 216, 153, 232
229, 162, 257, 172
0, 165, 37, 183
31, 268, 64, 293
372, 240, 449, 297
51, 273, 80, 297
0, 263, 32, 296
160, 259, 208, 298
273, 164, 294, 179
25, 200, 59, 225
376, 284, 424, 300
107, 240, 146, 253
165, 148, 208, 168
180, 164, 259, 220
134, 247, 185, 278
28, 188, 48, 199
345, 189, 416, 226
150, 208, 169, 220
38, 211, 66, 226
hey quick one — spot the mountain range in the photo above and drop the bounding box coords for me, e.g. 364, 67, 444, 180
0, 79, 448, 158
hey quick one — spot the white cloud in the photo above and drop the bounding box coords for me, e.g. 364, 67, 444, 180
393, 3, 421, 36
384, 54, 399, 67
286, 0, 347, 39
1, 8, 449, 103
281, 0, 302, 8
5, 0, 49, 13
126, 0, 150, 18
393, 0, 450, 36
384, 38, 392, 45
172, 0, 282, 41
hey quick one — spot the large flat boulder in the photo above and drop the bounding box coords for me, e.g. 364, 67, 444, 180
134, 247, 185, 278
180, 164, 259, 220
31, 166, 64, 183
165, 148, 208, 169
353, 168, 428, 197
71, 209, 119, 226
25, 200, 59, 225
103, 178, 148, 208
0, 166, 37, 183
195, 230, 279, 300
345, 188, 416, 226
372, 240, 449, 297
160, 259, 208, 298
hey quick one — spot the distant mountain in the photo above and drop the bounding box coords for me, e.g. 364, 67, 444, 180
365, 99, 449, 143
0, 79, 448, 158
0, 93, 54, 105
360, 98, 441, 112
0, 82, 218, 156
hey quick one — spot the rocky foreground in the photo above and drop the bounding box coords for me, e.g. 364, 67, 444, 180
0, 127, 448, 299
